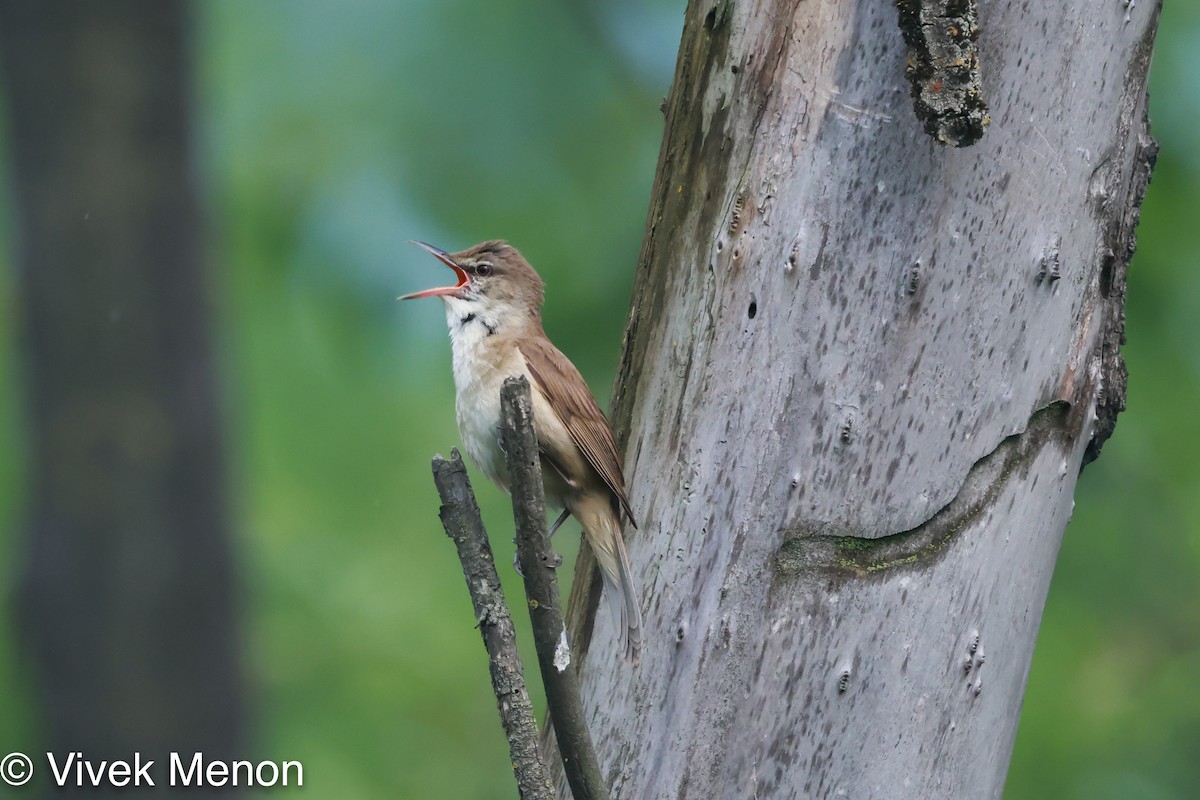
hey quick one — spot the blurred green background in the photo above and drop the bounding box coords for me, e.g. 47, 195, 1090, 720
0, 1, 1195, 798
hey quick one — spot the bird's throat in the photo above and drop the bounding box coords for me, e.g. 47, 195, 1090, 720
456, 311, 496, 337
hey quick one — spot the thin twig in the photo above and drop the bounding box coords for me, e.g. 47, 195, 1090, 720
432, 450, 554, 800
500, 376, 612, 800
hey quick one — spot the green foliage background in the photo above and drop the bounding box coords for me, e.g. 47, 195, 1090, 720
0, 2, 1196, 798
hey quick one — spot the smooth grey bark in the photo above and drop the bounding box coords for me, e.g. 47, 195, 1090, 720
0, 0, 243, 784
554, 1, 1159, 798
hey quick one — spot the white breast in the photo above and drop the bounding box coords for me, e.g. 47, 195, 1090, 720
445, 303, 525, 490
441, 298, 583, 510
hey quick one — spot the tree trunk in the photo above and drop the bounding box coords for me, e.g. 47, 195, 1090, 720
557, 0, 1159, 797
0, 0, 243, 783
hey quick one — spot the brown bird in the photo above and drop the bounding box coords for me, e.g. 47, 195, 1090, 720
400, 239, 642, 661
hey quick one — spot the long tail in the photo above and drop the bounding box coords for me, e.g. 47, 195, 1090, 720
576, 496, 643, 662
602, 528, 643, 663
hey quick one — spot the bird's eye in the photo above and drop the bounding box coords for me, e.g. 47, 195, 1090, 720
475, 262, 493, 277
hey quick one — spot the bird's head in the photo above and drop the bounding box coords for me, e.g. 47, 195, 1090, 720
400, 240, 545, 328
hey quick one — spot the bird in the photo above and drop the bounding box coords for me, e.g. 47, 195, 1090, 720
400, 239, 642, 661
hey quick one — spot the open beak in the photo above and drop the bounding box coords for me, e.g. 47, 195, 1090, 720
398, 241, 470, 300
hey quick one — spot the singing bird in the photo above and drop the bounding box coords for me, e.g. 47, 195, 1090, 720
401, 240, 642, 661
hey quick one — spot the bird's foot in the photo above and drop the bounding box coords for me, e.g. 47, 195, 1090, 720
512, 541, 563, 575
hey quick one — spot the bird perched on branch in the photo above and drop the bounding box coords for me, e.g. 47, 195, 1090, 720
401, 239, 642, 661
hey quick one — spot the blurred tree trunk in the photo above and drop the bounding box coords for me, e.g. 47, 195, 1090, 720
556, 0, 1158, 797
0, 0, 243, 786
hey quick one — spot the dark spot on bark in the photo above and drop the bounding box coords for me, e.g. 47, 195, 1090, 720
809, 222, 829, 282
1098, 246, 1116, 298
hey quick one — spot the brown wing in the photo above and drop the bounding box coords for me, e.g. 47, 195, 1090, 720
520, 338, 637, 528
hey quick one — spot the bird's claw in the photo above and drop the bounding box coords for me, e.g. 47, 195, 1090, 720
512, 542, 563, 575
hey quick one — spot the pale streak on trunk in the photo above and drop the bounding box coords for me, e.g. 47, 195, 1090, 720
553, 0, 1159, 797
